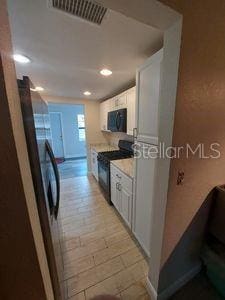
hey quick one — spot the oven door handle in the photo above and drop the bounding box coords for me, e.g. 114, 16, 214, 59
45, 140, 60, 219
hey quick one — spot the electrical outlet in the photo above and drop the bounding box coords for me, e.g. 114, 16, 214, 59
177, 171, 184, 185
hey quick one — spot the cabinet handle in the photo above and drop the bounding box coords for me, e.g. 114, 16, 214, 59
118, 183, 122, 191
116, 182, 119, 190
116, 174, 121, 179
133, 128, 137, 139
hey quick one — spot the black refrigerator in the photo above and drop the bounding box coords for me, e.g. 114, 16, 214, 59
18, 77, 65, 300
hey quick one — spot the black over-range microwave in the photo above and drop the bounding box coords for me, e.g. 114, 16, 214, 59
107, 108, 127, 132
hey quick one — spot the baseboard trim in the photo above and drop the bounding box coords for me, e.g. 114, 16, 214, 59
146, 263, 202, 300
65, 156, 87, 160
158, 263, 202, 300
131, 231, 150, 258
146, 277, 158, 300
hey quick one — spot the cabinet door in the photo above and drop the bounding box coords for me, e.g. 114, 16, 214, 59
100, 102, 105, 130
118, 93, 127, 108
100, 100, 110, 131
127, 87, 136, 136
133, 143, 157, 257
111, 175, 120, 211
136, 49, 163, 145
120, 185, 132, 229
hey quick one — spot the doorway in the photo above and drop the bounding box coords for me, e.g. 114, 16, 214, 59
48, 103, 87, 179
49, 112, 65, 160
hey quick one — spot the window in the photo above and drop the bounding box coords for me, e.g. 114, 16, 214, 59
77, 114, 86, 141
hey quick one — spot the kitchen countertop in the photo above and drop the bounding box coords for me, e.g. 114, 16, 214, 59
111, 158, 134, 179
91, 143, 118, 153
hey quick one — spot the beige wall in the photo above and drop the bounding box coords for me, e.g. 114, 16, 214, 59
160, 0, 225, 264
157, 0, 225, 293
44, 95, 108, 170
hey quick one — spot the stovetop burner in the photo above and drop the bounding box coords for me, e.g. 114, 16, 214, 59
98, 140, 134, 162
98, 150, 132, 161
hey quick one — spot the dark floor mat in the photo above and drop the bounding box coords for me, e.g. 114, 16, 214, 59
170, 271, 224, 300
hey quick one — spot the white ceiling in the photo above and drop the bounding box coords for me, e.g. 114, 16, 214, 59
7, 0, 163, 100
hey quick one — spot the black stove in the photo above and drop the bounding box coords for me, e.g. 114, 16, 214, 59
97, 140, 133, 204
98, 150, 132, 162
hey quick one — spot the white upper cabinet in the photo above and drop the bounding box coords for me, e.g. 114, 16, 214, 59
111, 92, 127, 110
100, 100, 110, 131
100, 86, 136, 133
136, 49, 163, 145
126, 87, 136, 136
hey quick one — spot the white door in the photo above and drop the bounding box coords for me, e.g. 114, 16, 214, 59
49, 113, 64, 158
136, 49, 163, 145
133, 143, 157, 257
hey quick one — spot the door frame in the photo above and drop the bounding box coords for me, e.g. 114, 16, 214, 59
49, 112, 65, 158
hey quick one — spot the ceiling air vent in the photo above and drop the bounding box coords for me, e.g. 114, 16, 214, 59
50, 0, 107, 25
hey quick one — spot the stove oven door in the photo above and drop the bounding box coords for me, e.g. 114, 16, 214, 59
98, 157, 111, 203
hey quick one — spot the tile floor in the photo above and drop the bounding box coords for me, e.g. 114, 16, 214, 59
58, 159, 88, 179
59, 175, 150, 300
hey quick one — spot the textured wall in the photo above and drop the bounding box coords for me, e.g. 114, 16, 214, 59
158, 0, 225, 293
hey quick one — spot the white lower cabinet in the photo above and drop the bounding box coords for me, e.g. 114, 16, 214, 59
111, 174, 121, 212
120, 186, 132, 228
110, 164, 132, 228
91, 149, 98, 181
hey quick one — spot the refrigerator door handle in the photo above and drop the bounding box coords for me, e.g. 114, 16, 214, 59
45, 140, 60, 219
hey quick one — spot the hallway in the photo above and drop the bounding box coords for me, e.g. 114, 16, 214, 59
59, 175, 150, 300
58, 159, 88, 180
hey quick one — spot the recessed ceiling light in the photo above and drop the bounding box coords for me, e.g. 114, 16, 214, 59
100, 69, 112, 76
84, 91, 91, 96
13, 54, 31, 64
35, 86, 44, 91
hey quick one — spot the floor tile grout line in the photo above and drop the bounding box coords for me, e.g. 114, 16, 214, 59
62, 230, 133, 254
62, 249, 146, 282
60, 175, 149, 299
67, 265, 148, 299
62, 238, 137, 268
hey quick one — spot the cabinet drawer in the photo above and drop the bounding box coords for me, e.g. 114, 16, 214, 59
111, 164, 132, 192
